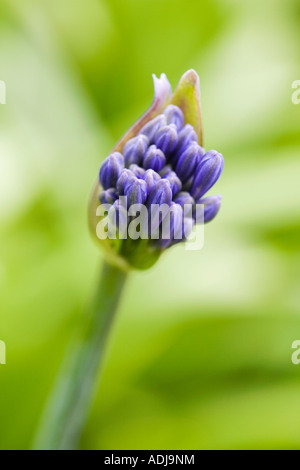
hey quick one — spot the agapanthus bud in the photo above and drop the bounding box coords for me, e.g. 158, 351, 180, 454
147, 179, 172, 208
196, 195, 222, 223
159, 165, 173, 177
116, 168, 136, 195
163, 104, 184, 130
174, 191, 195, 217
108, 199, 128, 236
125, 179, 148, 206
123, 135, 149, 167
99, 188, 118, 205
191, 150, 224, 200
154, 124, 178, 155
182, 176, 193, 192
178, 124, 198, 146
89, 70, 223, 271
139, 115, 167, 142
200, 149, 221, 164
176, 142, 204, 183
147, 179, 173, 236
143, 169, 161, 192
99, 152, 124, 189
143, 145, 166, 172
172, 124, 198, 164
129, 164, 146, 178
159, 202, 184, 249
170, 216, 194, 246
162, 171, 182, 196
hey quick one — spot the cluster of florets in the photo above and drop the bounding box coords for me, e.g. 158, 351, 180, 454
98, 105, 224, 249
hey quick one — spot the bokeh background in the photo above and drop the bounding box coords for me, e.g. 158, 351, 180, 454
1, 0, 300, 450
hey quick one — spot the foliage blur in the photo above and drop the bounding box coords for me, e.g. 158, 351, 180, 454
0, 0, 300, 450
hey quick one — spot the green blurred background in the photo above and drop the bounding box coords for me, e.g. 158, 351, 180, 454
1, 0, 300, 450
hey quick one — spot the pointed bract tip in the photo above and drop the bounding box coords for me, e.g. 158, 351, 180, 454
180, 69, 200, 88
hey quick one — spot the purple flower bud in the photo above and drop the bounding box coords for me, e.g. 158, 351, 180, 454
191, 150, 224, 200
98, 188, 118, 205
116, 168, 136, 195
174, 191, 195, 217
147, 179, 172, 208
123, 135, 149, 167
108, 199, 128, 236
143, 169, 161, 192
182, 176, 193, 192
176, 142, 204, 183
143, 145, 166, 172
129, 164, 146, 179
159, 165, 173, 177
125, 179, 148, 207
196, 195, 222, 223
178, 124, 198, 147
200, 149, 220, 164
159, 202, 184, 249
154, 124, 178, 155
163, 105, 184, 130
162, 171, 182, 196
99, 152, 124, 189
174, 191, 195, 207
170, 203, 184, 240
169, 215, 194, 246
139, 115, 167, 143
147, 179, 173, 236
172, 124, 198, 164
90, 70, 225, 268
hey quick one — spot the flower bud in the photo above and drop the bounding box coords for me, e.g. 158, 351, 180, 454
125, 179, 148, 207
154, 124, 178, 155
162, 171, 182, 196
143, 145, 166, 172
196, 195, 222, 223
123, 135, 149, 167
129, 164, 146, 178
172, 124, 198, 164
159, 165, 173, 177
174, 191, 195, 217
147, 179, 173, 236
147, 179, 172, 208
98, 188, 118, 205
163, 104, 184, 130
178, 124, 198, 147
139, 115, 167, 143
89, 70, 223, 271
182, 176, 193, 192
108, 199, 128, 236
99, 152, 124, 189
176, 142, 204, 183
191, 150, 224, 200
143, 169, 161, 192
170, 215, 194, 246
159, 202, 184, 249
116, 168, 136, 195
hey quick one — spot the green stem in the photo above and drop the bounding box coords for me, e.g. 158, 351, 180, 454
33, 261, 128, 450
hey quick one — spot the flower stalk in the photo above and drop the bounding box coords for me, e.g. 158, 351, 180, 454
33, 261, 127, 450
